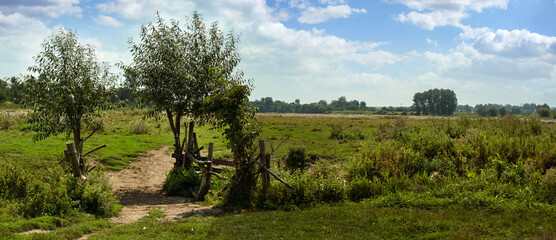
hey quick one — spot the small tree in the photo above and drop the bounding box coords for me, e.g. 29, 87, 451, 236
123, 12, 242, 170
202, 82, 260, 209
24, 29, 115, 159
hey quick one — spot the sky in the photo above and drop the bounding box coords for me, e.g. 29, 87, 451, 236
0, 0, 555, 107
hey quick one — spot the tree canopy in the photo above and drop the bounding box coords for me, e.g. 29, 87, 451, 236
412, 88, 457, 116
123, 12, 245, 169
24, 29, 116, 155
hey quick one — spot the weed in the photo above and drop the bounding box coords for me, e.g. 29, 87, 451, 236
128, 119, 150, 134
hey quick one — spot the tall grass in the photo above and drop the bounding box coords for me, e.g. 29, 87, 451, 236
257, 116, 556, 210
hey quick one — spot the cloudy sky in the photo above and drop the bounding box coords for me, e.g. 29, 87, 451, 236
0, 0, 555, 106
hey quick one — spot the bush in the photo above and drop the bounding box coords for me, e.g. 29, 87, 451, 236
128, 119, 150, 134
162, 168, 202, 197
77, 170, 122, 217
315, 175, 346, 203
540, 167, 556, 204
0, 161, 120, 218
256, 170, 347, 210
329, 123, 348, 142
538, 108, 550, 117
329, 123, 365, 143
347, 177, 382, 202
285, 147, 307, 171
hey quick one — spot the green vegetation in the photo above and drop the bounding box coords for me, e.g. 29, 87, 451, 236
1, 107, 555, 238
66, 204, 554, 240
254, 116, 556, 212
412, 88, 458, 116
163, 168, 202, 197
123, 11, 244, 171
24, 29, 116, 160
202, 83, 260, 209
285, 147, 307, 171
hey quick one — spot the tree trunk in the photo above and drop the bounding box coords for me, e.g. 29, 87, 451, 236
184, 121, 195, 169
167, 110, 184, 169
73, 126, 83, 170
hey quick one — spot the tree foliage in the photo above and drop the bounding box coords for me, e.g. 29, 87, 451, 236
412, 88, 457, 116
0, 77, 26, 104
24, 29, 115, 156
202, 83, 260, 209
123, 12, 243, 169
250, 96, 369, 113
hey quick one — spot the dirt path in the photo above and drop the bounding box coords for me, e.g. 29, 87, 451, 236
104, 146, 220, 224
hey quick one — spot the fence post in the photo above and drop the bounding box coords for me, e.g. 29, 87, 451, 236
265, 153, 271, 185
197, 142, 213, 201
259, 140, 268, 192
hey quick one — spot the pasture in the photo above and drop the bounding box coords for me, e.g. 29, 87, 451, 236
1, 109, 555, 239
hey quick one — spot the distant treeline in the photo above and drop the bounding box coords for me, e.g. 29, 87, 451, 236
1, 77, 552, 117
249, 96, 397, 114
0, 76, 138, 106
457, 103, 552, 117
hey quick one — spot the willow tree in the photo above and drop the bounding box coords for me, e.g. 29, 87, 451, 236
123, 12, 244, 170
25, 29, 116, 159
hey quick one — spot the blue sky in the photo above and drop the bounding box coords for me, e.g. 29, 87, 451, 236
0, 0, 555, 106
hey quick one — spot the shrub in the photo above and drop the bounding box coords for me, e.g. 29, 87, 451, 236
315, 175, 346, 203
162, 168, 202, 197
347, 177, 382, 202
376, 119, 406, 141
285, 147, 307, 171
257, 171, 316, 210
538, 108, 550, 117
257, 170, 347, 210
329, 123, 348, 142
329, 123, 365, 142
128, 119, 150, 134
540, 167, 556, 204
0, 161, 120, 218
77, 170, 122, 217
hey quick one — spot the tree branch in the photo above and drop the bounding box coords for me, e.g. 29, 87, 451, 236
256, 161, 294, 189
81, 127, 99, 145
82, 144, 107, 157
210, 171, 228, 180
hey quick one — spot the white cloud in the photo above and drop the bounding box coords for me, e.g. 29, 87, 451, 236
398, 10, 466, 30
96, 0, 196, 22
388, 0, 508, 30
289, 0, 311, 9
0, 11, 51, 77
0, 0, 81, 18
298, 4, 366, 24
426, 38, 438, 46
93, 15, 123, 28
96, 0, 159, 21
385, 0, 507, 12
319, 0, 345, 5
471, 29, 556, 58
424, 41, 555, 84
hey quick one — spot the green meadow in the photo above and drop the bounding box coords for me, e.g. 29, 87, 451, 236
1, 109, 555, 239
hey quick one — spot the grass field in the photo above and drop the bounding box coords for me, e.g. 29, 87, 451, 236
1, 108, 555, 239
7, 205, 552, 240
